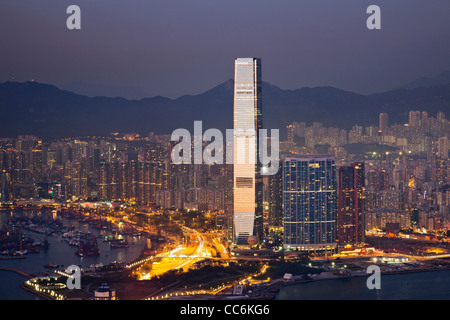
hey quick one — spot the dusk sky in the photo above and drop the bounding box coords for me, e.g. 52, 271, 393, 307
1, 0, 450, 99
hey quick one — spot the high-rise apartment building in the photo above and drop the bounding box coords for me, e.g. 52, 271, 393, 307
98, 161, 109, 200
0, 170, 12, 202
267, 165, 283, 227
421, 111, 429, 131
366, 169, 389, 191
32, 142, 43, 182
337, 162, 365, 244
438, 136, 448, 160
71, 160, 88, 198
283, 156, 337, 252
437, 112, 446, 135
379, 113, 388, 134
110, 161, 120, 200
233, 57, 263, 245
409, 111, 421, 127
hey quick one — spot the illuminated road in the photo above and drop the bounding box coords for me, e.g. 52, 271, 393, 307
138, 226, 216, 279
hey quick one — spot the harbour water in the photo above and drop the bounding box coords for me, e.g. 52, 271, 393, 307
0, 270, 42, 300
0, 210, 146, 299
276, 269, 450, 300
3, 210, 450, 300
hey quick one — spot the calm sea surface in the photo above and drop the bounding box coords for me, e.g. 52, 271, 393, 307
276, 269, 450, 300
0, 270, 42, 300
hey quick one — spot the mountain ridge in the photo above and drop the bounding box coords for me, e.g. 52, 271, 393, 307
0, 79, 449, 139
401, 70, 450, 90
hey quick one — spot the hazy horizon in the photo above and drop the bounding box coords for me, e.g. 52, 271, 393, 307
2, 1, 450, 99
3, 68, 450, 102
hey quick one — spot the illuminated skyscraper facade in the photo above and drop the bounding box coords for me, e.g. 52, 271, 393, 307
337, 162, 365, 244
379, 113, 388, 134
283, 156, 337, 252
233, 57, 263, 244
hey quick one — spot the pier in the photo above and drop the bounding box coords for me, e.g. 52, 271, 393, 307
0, 267, 32, 278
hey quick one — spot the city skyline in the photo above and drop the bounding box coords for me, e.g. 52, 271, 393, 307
1, 1, 450, 304
1, 86, 449, 301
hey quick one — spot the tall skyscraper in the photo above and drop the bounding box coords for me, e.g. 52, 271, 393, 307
110, 161, 120, 200
233, 57, 263, 245
367, 169, 389, 191
0, 170, 12, 202
421, 111, 429, 131
337, 162, 365, 244
409, 111, 421, 127
120, 162, 129, 200
379, 113, 388, 134
267, 165, 283, 227
438, 136, 448, 160
71, 160, 88, 198
437, 112, 446, 135
283, 156, 337, 252
32, 141, 43, 182
98, 161, 109, 200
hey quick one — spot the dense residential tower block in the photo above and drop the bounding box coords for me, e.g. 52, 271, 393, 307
379, 113, 388, 134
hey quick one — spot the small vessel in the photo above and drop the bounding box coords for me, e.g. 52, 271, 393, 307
13, 250, 27, 256
75, 235, 100, 257
44, 263, 59, 268
110, 238, 129, 249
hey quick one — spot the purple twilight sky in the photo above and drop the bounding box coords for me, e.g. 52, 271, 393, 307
1, 0, 450, 99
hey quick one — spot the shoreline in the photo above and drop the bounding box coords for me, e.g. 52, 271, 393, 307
4, 262, 450, 300
20, 282, 51, 300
